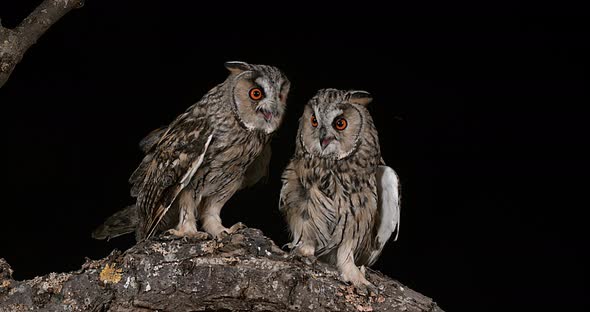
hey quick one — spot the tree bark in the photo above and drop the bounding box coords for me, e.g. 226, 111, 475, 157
0, 228, 443, 312
0, 0, 83, 88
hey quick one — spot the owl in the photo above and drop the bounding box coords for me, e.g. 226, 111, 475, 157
94, 61, 290, 241
279, 88, 400, 288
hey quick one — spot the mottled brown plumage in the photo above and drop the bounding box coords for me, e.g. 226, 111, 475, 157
280, 89, 400, 288
95, 61, 290, 241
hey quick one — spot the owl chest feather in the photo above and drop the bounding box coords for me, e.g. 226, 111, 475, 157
300, 157, 375, 201
300, 158, 377, 226
294, 155, 379, 259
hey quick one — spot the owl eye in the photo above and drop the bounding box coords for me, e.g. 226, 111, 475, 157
311, 114, 318, 127
249, 87, 264, 101
334, 117, 347, 131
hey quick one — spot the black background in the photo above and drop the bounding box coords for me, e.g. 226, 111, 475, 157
0, 1, 588, 311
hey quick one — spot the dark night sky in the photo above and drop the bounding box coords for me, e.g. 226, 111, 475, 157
0, 1, 588, 311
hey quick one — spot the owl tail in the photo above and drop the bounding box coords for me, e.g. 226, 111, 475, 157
91, 205, 138, 241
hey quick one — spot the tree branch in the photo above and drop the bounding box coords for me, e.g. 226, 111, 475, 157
0, 228, 444, 312
0, 0, 83, 88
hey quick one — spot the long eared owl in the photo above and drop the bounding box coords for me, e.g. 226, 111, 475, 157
94, 61, 290, 241
279, 88, 400, 287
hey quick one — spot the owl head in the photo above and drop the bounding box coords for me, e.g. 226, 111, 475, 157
298, 88, 374, 160
224, 61, 290, 134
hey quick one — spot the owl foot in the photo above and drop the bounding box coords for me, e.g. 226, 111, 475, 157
355, 282, 379, 297
340, 266, 378, 295
296, 244, 315, 257
214, 222, 247, 239
165, 229, 210, 240
285, 252, 317, 266
295, 253, 317, 266
285, 243, 317, 265
228, 222, 247, 233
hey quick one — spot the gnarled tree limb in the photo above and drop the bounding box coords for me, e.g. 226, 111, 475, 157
0, 228, 443, 312
0, 0, 83, 88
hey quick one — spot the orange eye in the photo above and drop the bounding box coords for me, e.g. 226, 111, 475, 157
334, 118, 347, 131
249, 87, 264, 100
311, 114, 318, 127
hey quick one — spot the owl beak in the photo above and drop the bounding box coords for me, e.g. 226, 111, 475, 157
319, 127, 333, 150
262, 110, 273, 121
256, 106, 273, 122
321, 137, 333, 150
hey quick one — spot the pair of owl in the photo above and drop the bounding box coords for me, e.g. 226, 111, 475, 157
92, 61, 400, 288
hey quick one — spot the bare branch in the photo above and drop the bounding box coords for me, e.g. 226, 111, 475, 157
0, 0, 83, 88
0, 228, 444, 312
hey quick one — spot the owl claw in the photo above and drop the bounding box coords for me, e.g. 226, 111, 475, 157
228, 222, 246, 232
285, 243, 317, 265
288, 249, 317, 265
340, 265, 375, 295
215, 222, 247, 239
300, 254, 317, 266
165, 229, 210, 240
282, 241, 300, 250
287, 251, 317, 266
354, 282, 379, 297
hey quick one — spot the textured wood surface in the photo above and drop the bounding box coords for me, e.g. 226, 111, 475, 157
0, 228, 443, 312
0, 0, 83, 88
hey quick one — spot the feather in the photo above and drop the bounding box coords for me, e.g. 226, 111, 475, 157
367, 165, 401, 266
133, 114, 214, 240
240, 142, 272, 189
139, 127, 167, 153
91, 205, 138, 241
143, 133, 213, 239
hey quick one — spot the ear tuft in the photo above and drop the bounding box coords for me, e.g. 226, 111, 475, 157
347, 90, 373, 106
224, 61, 252, 75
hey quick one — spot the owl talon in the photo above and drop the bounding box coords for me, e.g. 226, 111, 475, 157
287, 252, 317, 267
365, 282, 380, 296
165, 229, 210, 240
157, 232, 177, 241
228, 222, 246, 233
301, 254, 317, 266
286, 243, 317, 265
340, 265, 373, 292
354, 282, 379, 297
282, 241, 300, 251
214, 222, 247, 240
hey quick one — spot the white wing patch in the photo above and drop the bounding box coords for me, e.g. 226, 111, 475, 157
179, 134, 213, 188
368, 165, 401, 266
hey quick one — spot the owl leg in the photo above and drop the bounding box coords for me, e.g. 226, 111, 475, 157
166, 190, 208, 239
296, 243, 316, 258
337, 240, 372, 288
290, 241, 317, 266
291, 229, 316, 258
199, 196, 245, 238
285, 214, 317, 260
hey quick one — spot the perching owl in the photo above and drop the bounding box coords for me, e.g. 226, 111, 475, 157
95, 61, 290, 241
279, 88, 400, 287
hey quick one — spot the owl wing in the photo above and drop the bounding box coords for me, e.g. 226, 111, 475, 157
129, 114, 213, 239
367, 165, 401, 266
278, 161, 301, 213
138, 126, 167, 153
91, 205, 138, 241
